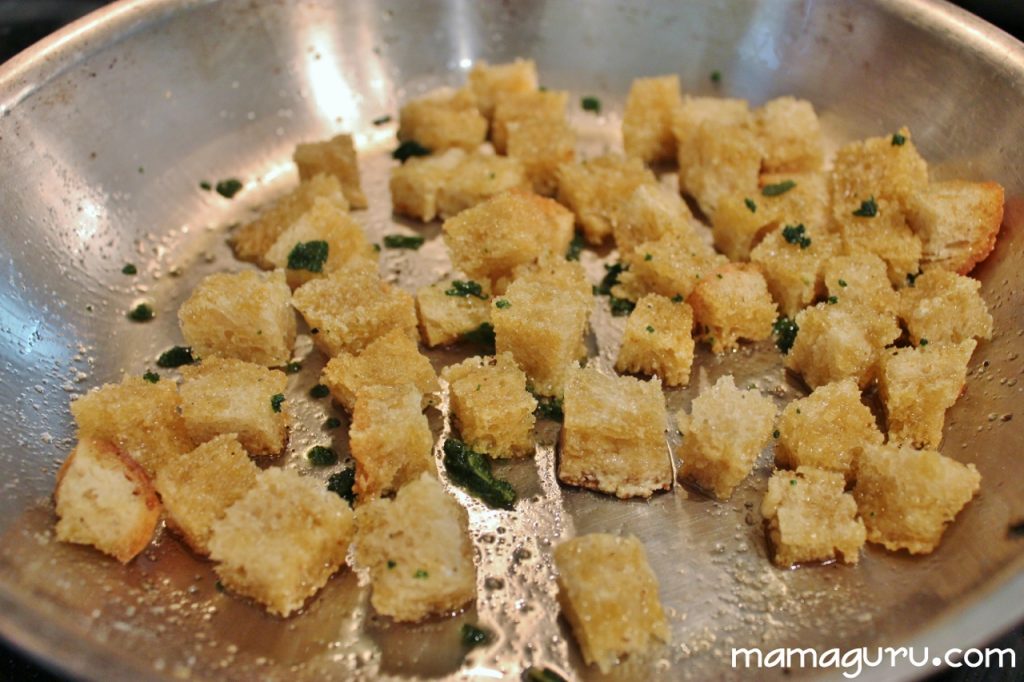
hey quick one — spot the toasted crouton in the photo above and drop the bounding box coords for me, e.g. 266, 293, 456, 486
615, 232, 726, 302
293, 133, 367, 209
677, 375, 777, 499
491, 89, 568, 154
835, 197, 923, 285
54, 437, 160, 563
154, 434, 259, 555
179, 357, 289, 456
389, 148, 467, 222
556, 154, 657, 244
615, 294, 695, 387
854, 443, 980, 554
689, 263, 777, 353
761, 466, 865, 567
899, 270, 993, 345
750, 222, 838, 318
398, 87, 487, 152
554, 534, 669, 673
613, 183, 698, 257
354, 473, 476, 622
435, 152, 530, 218
467, 58, 538, 121
680, 118, 762, 218
208, 468, 354, 616
907, 180, 1004, 274
179, 269, 296, 367
821, 253, 899, 315
507, 118, 576, 196
622, 75, 682, 163
754, 97, 824, 173
673, 96, 752, 184
830, 126, 929, 217
415, 278, 493, 347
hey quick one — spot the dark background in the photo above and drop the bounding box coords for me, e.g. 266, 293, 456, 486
0, 0, 1022, 680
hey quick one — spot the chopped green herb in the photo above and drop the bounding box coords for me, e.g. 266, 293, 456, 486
215, 178, 243, 199
460, 623, 492, 648
121, 263, 137, 275
199, 180, 212, 191
744, 197, 757, 213
383, 234, 425, 250
307, 445, 338, 466
581, 96, 601, 113
327, 467, 357, 506
413, 569, 429, 579
595, 262, 625, 296
772, 429, 780, 439
891, 132, 906, 146
142, 371, 160, 384
852, 196, 878, 217
270, 393, 285, 413
392, 140, 431, 162
309, 384, 330, 399
838, 279, 848, 288
906, 271, 920, 287
372, 114, 392, 126
127, 303, 154, 322
523, 667, 567, 682
762, 180, 796, 197
534, 394, 564, 422
827, 295, 838, 305
459, 322, 496, 351
710, 70, 722, 84
156, 345, 195, 368
919, 338, 929, 347
772, 315, 799, 354
386, 559, 397, 569
781, 224, 811, 249
565, 233, 585, 261
609, 297, 636, 316
488, 172, 496, 179
671, 294, 684, 303
442, 438, 517, 510
644, 253, 653, 261
324, 417, 342, 429
790, 478, 797, 486
445, 280, 487, 299
372, 243, 381, 252
285, 361, 302, 374
495, 298, 511, 309
716, 273, 723, 279
646, 325, 655, 333
287, 240, 329, 272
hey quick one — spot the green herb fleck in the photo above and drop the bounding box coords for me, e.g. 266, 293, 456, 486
646, 325, 655, 333
142, 371, 160, 384
581, 96, 601, 113
461, 623, 491, 648
270, 393, 285, 413
744, 197, 756, 213
852, 196, 878, 217
790, 478, 798, 486
906, 271, 920, 287
327, 467, 357, 506
609, 297, 636, 316
215, 178, 243, 199
919, 338, 929, 347
392, 140, 431, 162
891, 132, 906, 146
772, 429, 780, 439
445, 280, 487, 299
644, 253, 653, 261
413, 569, 429, 579
383, 234, 425, 250
121, 263, 137, 275
710, 70, 722, 84
372, 114, 392, 126
372, 243, 381, 252
827, 295, 838, 305
534, 394, 563, 422
387, 559, 397, 569
307, 445, 338, 466
495, 299, 511, 309
443, 438, 517, 510
838, 279, 848, 288
523, 667, 567, 682
772, 315, 799, 354
459, 322, 496, 351
762, 180, 796, 197
156, 346, 195, 368
781, 224, 811, 249
566, 233, 585, 261
595, 262, 625, 296
309, 384, 330, 399
127, 303, 154, 322
285, 361, 302, 374
287, 240, 329, 272
199, 180, 212, 191
324, 417, 342, 430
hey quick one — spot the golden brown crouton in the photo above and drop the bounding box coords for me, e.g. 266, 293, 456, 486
507, 118, 576, 196
613, 183, 698, 257
830, 126, 928, 217
556, 154, 657, 244
677, 375, 777, 499
835, 198, 923, 285
622, 75, 682, 163
349, 384, 436, 501
689, 263, 777, 353
154, 434, 259, 555
442, 352, 537, 459
354, 473, 476, 622
615, 232, 726, 302
761, 466, 866, 567
822, 253, 899, 315
179, 357, 289, 456
491, 89, 568, 154
389, 148, 466, 222
907, 180, 1004, 274
435, 152, 530, 218
775, 378, 882, 481
54, 437, 160, 563
179, 269, 296, 367
754, 97, 824, 173
293, 133, 367, 209
321, 328, 439, 412
291, 259, 418, 357
750, 223, 838, 318
559, 367, 671, 499
615, 294, 695, 387
854, 443, 980, 554
879, 340, 976, 449
208, 468, 354, 616
673, 96, 751, 184
398, 87, 487, 152
899, 270, 993, 345
467, 58, 538, 120
680, 118, 762, 218
415, 278, 492, 347
554, 534, 669, 673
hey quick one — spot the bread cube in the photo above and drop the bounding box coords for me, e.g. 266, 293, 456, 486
615, 232, 726, 302
293, 133, 367, 209
263, 196, 375, 288
836, 199, 923, 285
899, 270, 993, 345
673, 96, 752, 182
415, 278, 492, 347
622, 75, 682, 163
554, 534, 669, 673
761, 466, 866, 567
677, 375, 777, 499
354, 473, 476, 622
398, 87, 487, 152
510, 253, 593, 312
680, 118, 762, 218
291, 259, 418, 357
854, 443, 980, 554
785, 302, 900, 389
443, 189, 575, 293
229, 174, 348, 268
822, 253, 899, 315
179, 269, 296, 367
349, 384, 436, 501
435, 152, 530, 219
558, 367, 671, 498
389, 148, 466, 222
507, 118, 576, 196
179, 357, 289, 456
70, 375, 193, 478
491, 89, 568, 154
613, 183, 697, 257
153, 434, 259, 555
54, 437, 160, 563
713, 172, 829, 261
689, 263, 777, 353
321, 328, 439, 412
830, 126, 928, 217
442, 352, 537, 458
750, 223, 838, 318
467, 58, 538, 120
907, 180, 1004, 274
615, 294, 695, 386
775, 378, 882, 481
754, 97, 824, 173
556, 154, 657, 244
208, 468, 354, 616
880, 340, 976, 448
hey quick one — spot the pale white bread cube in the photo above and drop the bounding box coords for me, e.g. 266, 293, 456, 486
613, 183, 698, 257
615, 232, 726, 302
556, 154, 657, 244
673, 96, 752, 184
179, 269, 296, 367
389, 148, 467, 222
615, 294, 695, 387
354, 473, 476, 622
750, 222, 839, 318
208, 468, 354, 616
491, 89, 568, 154
435, 152, 530, 219
854, 443, 980, 555
554, 533, 669, 673
676, 375, 777, 500
398, 87, 487, 152
54, 437, 160, 563
506, 117, 576, 196
907, 180, 1004, 275
822, 253, 899, 315
467, 58, 538, 120
680, 117, 762, 218
293, 133, 367, 209
689, 263, 777, 354
415, 278, 492, 348
754, 97, 824, 173
622, 75, 682, 163
899, 269, 993, 346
